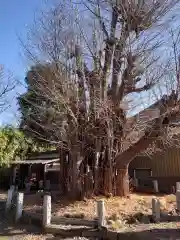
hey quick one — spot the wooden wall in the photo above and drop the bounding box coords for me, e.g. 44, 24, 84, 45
129, 147, 180, 177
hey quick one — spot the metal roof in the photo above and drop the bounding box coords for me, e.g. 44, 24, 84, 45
11, 158, 59, 165
28, 150, 59, 160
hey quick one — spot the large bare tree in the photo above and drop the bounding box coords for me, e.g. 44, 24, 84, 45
19, 0, 180, 198
0, 65, 15, 115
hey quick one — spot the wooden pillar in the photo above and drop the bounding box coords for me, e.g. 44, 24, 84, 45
11, 165, 20, 187
134, 178, 139, 188
12, 165, 17, 185
44, 164, 47, 190
28, 164, 32, 178
133, 170, 136, 179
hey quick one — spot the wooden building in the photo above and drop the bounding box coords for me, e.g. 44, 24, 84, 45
127, 97, 180, 193
129, 147, 180, 193
10, 150, 60, 191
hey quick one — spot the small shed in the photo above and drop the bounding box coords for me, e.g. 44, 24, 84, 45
10, 150, 60, 191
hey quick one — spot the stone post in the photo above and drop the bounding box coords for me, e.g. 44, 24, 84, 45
176, 190, 180, 211
43, 194, 51, 227
6, 188, 14, 211
152, 198, 160, 222
153, 180, 159, 193
176, 182, 180, 192
15, 192, 24, 222
97, 200, 105, 228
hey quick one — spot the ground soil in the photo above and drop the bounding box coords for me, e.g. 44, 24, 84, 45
23, 192, 177, 219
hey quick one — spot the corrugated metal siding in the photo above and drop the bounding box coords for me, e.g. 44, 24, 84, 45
153, 148, 180, 177
129, 148, 180, 177
130, 156, 152, 169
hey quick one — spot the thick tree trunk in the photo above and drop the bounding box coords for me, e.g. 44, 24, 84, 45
115, 166, 129, 197
68, 150, 80, 199
103, 167, 113, 196
59, 151, 69, 194
93, 152, 100, 195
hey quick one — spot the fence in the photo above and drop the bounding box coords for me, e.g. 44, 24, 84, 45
5, 184, 180, 239
5, 186, 105, 238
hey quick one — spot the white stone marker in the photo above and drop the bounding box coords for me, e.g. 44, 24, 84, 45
15, 192, 24, 222
43, 195, 51, 227
176, 190, 180, 211
152, 198, 160, 222
97, 200, 105, 228
176, 182, 180, 192
6, 188, 13, 211
153, 180, 159, 193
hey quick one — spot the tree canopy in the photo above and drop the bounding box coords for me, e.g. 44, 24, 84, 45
18, 63, 68, 145
18, 0, 180, 198
0, 126, 49, 167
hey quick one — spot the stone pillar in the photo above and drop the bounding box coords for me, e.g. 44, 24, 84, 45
176, 182, 180, 192
15, 192, 24, 222
43, 194, 51, 227
153, 180, 159, 193
6, 188, 13, 211
97, 200, 105, 228
152, 198, 160, 222
176, 190, 180, 211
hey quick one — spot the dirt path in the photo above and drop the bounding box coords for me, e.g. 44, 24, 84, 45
120, 223, 180, 239
0, 201, 91, 240
0, 200, 46, 240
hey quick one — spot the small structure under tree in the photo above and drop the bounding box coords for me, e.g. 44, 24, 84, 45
10, 150, 60, 191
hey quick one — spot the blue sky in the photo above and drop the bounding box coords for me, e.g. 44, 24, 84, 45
0, 0, 44, 126
0, 1, 179, 125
